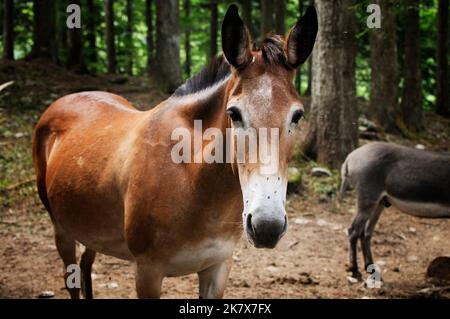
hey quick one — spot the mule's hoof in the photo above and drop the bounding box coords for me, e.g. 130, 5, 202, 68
353, 272, 363, 280
347, 269, 363, 280
346, 265, 362, 280
347, 276, 359, 284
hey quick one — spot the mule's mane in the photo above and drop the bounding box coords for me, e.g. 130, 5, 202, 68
172, 35, 288, 97
172, 55, 231, 97
260, 34, 288, 66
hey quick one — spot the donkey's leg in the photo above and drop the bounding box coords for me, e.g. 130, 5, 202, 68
54, 229, 80, 299
135, 262, 164, 299
347, 225, 362, 279
80, 247, 96, 299
198, 257, 232, 299
360, 204, 384, 271
347, 195, 380, 279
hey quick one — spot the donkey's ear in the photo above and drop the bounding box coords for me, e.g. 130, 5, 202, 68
221, 4, 252, 68
285, 6, 318, 68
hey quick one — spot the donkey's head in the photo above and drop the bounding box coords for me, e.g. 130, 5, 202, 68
222, 5, 317, 248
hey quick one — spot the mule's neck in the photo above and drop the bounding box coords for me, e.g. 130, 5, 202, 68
176, 75, 239, 177
167, 76, 244, 235
179, 76, 232, 132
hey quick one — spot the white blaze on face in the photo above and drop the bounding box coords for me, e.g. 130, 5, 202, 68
252, 74, 273, 122
242, 73, 286, 217
227, 73, 286, 219
228, 73, 274, 124
226, 72, 295, 245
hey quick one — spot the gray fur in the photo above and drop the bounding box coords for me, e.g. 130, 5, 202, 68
341, 142, 450, 278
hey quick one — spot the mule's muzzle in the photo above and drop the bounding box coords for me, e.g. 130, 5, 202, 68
245, 211, 287, 248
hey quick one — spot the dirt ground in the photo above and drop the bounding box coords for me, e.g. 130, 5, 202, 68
1, 61, 449, 299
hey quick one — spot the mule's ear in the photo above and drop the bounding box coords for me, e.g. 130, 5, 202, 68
285, 6, 318, 68
221, 4, 252, 68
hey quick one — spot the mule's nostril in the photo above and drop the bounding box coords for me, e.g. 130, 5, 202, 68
246, 213, 255, 236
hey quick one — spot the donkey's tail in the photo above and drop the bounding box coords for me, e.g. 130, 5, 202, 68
339, 158, 352, 199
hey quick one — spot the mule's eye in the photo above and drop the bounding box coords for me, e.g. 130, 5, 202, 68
291, 110, 304, 124
226, 106, 242, 122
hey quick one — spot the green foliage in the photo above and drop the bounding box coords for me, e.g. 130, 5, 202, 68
0, 0, 442, 110
0, 108, 37, 208
353, 0, 439, 111
418, 0, 439, 111
295, 161, 340, 200
10, 1, 33, 60
180, 0, 210, 78
310, 164, 340, 199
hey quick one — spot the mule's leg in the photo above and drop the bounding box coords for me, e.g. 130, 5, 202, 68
360, 204, 384, 271
135, 262, 163, 299
80, 247, 96, 299
198, 258, 232, 299
347, 195, 379, 279
54, 230, 80, 299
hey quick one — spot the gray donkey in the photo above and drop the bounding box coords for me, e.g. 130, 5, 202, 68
341, 142, 450, 279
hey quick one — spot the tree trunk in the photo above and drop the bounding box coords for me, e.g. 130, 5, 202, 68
401, 0, 423, 131
261, 0, 273, 38
436, 0, 449, 116
2, 0, 14, 60
184, 0, 191, 77
105, 0, 116, 74
275, 0, 285, 35
57, 0, 68, 65
67, 0, 86, 72
339, 0, 358, 158
126, 0, 134, 76
155, 0, 182, 93
30, 0, 57, 62
304, 57, 312, 95
210, 1, 218, 58
242, 0, 252, 32
369, 0, 400, 132
0, 0, 3, 39
146, 0, 154, 75
86, 0, 97, 64
301, 0, 358, 169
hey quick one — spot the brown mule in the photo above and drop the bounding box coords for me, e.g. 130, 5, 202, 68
32, 5, 317, 298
